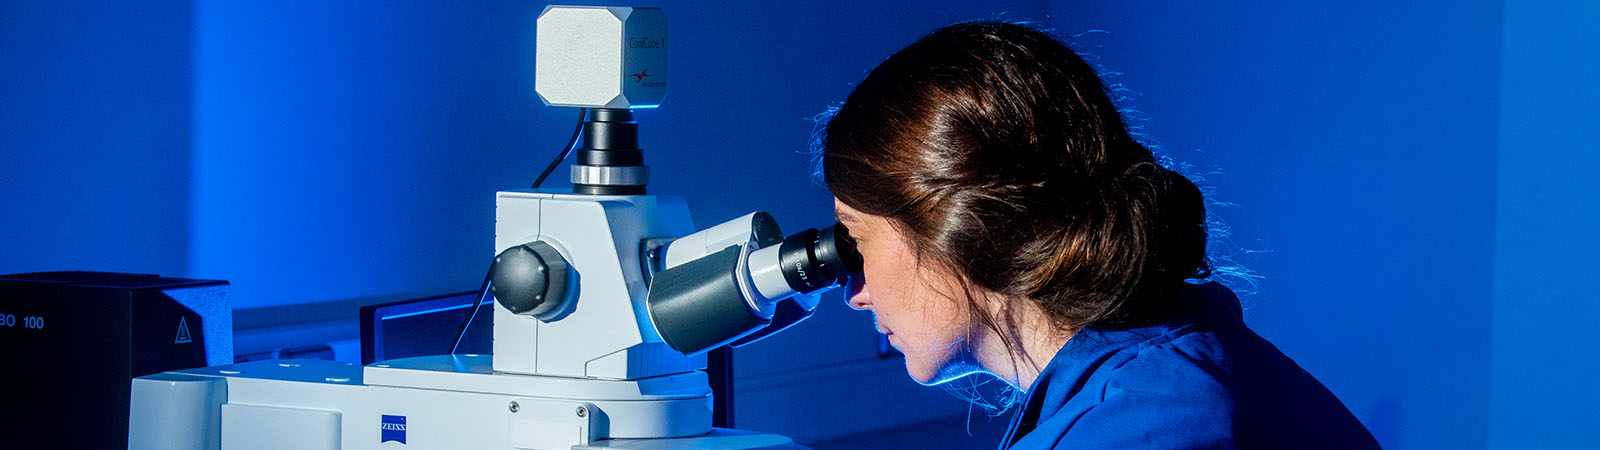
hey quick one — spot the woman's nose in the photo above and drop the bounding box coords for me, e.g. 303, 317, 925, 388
845, 276, 871, 310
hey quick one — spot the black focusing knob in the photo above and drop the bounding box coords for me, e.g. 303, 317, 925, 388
491, 241, 570, 320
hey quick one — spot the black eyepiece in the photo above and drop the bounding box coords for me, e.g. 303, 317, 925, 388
817, 223, 863, 279
777, 222, 863, 294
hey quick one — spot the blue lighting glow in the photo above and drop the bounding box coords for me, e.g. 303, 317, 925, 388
3, 1, 1596, 448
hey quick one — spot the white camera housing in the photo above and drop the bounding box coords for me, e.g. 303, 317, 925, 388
535, 6, 667, 109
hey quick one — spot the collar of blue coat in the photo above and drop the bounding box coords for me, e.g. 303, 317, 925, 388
999, 280, 1243, 449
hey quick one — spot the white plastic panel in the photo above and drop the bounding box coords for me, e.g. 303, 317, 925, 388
506, 399, 597, 450
129, 372, 227, 450
221, 403, 340, 450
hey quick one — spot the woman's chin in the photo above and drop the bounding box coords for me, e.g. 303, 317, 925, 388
904, 360, 939, 385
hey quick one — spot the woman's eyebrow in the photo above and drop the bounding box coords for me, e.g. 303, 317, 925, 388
834, 208, 858, 223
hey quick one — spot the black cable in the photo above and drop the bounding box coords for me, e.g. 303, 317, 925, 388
447, 267, 493, 355
531, 107, 588, 188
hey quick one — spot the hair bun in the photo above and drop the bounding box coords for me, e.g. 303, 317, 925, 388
820, 21, 1211, 328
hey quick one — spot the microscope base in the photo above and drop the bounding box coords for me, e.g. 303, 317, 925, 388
129, 357, 800, 450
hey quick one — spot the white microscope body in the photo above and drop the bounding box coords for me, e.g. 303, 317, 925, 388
128, 6, 859, 450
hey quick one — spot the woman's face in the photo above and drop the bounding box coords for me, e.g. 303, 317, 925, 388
835, 199, 985, 385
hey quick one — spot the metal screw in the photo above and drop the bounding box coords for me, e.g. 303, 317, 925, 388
509, 401, 520, 413
575, 406, 587, 418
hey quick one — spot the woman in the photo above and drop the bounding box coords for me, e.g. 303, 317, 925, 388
818, 22, 1379, 449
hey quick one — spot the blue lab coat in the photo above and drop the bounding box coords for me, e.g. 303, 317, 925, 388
1000, 282, 1379, 449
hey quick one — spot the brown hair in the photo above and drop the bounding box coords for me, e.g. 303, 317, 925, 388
819, 22, 1211, 360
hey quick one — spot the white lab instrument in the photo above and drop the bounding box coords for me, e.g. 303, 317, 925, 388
128, 6, 859, 450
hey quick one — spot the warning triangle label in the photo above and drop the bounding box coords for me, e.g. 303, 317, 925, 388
175, 316, 193, 344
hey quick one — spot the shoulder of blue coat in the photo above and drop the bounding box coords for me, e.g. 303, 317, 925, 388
1013, 335, 1241, 449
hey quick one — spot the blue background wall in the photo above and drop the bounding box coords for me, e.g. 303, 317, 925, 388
4, 1, 1598, 448
1, 1, 192, 277
1492, 0, 1600, 447
1051, 2, 1500, 448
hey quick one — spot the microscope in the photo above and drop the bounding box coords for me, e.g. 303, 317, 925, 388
129, 6, 859, 450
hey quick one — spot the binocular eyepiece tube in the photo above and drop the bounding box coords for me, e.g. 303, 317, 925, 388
645, 215, 862, 356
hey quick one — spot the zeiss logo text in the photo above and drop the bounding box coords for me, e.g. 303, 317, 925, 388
381, 414, 407, 445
